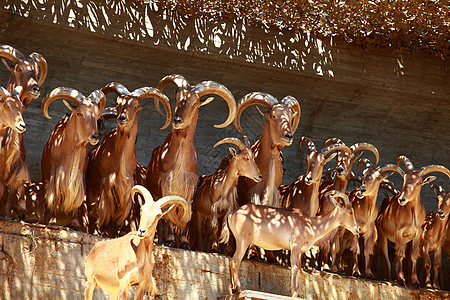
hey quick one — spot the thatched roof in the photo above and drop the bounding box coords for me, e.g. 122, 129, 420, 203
156, 0, 449, 57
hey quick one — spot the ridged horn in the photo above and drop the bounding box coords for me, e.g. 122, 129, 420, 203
156, 195, 189, 221
378, 164, 405, 176
157, 74, 190, 92
324, 138, 344, 148
131, 185, 154, 203
101, 107, 117, 120
234, 92, 279, 133
300, 136, 316, 153
41, 87, 86, 119
325, 190, 350, 206
397, 155, 414, 171
357, 158, 372, 172
0, 86, 10, 100
350, 143, 379, 164
131, 87, 172, 130
380, 179, 400, 195
101, 82, 130, 96
419, 165, 450, 179
29, 52, 47, 86
214, 137, 247, 151
0, 45, 24, 64
281, 95, 301, 134
88, 90, 106, 114
322, 143, 352, 157
192, 81, 237, 128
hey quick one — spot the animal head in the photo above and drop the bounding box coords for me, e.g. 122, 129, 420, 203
397, 156, 450, 206
234, 92, 300, 147
101, 82, 172, 129
300, 137, 351, 185
326, 190, 360, 235
323, 138, 379, 179
0, 45, 47, 105
131, 185, 188, 238
157, 74, 236, 130
214, 136, 262, 182
355, 158, 403, 199
0, 86, 26, 132
430, 184, 450, 221
41, 87, 106, 145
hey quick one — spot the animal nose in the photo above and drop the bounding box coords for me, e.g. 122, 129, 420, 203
32, 85, 40, 93
138, 228, 147, 236
398, 198, 406, 205
118, 115, 126, 122
173, 116, 182, 124
305, 176, 313, 183
438, 210, 445, 219
16, 122, 26, 132
257, 174, 262, 180
337, 167, 345, 174
360, 187, 366, 194
284, 133, 293, 140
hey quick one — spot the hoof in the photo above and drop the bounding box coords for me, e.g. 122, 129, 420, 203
352, 270, 362, 277
232, 287, 241, 294
397, 278, 406, 286
164, 240, 176, 248
180, 243, 191, 250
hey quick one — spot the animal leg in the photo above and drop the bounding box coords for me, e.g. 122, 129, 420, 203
329, 232, 341, 273
393, 233, 406, 285
432, 248, 442, 289
410, 234, 421, 287
422, 244, 432, 288
230, 234, 251, 294
377, 233, 391, 281
84, 277, 96, 300
289, 245, 302, 298
363, 227, 377, 278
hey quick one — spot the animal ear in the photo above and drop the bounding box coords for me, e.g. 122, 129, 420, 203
430, 184, 443, 197
200, 96, 214, 106
138, 103, 146, 110
255, 105, 268, 117
352, 151, 364, 163
63, 99, 77, 112
423, 176, 436, 186
229, 147, 237, 157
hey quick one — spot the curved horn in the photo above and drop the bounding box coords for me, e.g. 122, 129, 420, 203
357, 158, 372, 172
0, 45, 24, 64
419, 165, 450, 179
41, 87, 86, 119
299, 136, 316, 153
156, 195, 189, 220
101, 82, 130, 96
380, 179, 400, 195
321, 143, 352, 157
378, 164, 405, 176
131, 185, 154, 203
157, 74, 190, 92
214, 137, 246, 151
325, 190, 350, 206
397, 155, 414, 171
0, 86, 10, 100
29, 52, 47, 86
88, 90, 106, 114
234, 92, 279, 133
350, 143, 379, 164
324, 138, 344, 148
192, 81, 237, 129
101, 107, 118, 120
131, 87, 172, 130
281, 95, 301, 134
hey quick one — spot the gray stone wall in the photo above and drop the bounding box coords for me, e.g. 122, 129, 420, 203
0, 2, 450, 213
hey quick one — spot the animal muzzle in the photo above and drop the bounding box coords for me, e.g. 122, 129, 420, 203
356, 187, 366, 199
15, 121, 26, 133
88, 134, 100, 145
337, 167, 346, 176
172, 116, 183, 129
354, 227, 361, 235
28, 84, 41, 97
117, 114, 128, 125
280, 132, 293, 145
253, 173, 263, 182
138, 228, 147, 237
304, 175, 314, 185
398, 197, 407, 206
437, 210, 445, 220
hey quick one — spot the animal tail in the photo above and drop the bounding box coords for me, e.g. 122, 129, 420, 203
219, 212, 231, 244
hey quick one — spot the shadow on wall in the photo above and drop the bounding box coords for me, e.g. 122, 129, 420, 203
3, 0, 336, 78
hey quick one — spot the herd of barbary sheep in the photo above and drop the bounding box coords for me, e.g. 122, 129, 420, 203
0, 44, 449, 298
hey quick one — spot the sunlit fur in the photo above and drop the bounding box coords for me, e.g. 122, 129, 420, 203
84, 187, 188, 300
0, 91, 28, 215
42, 101, 100, 225
375, 160, 449, 286
237, 104, 295, 208
190, 146, 261, 252
420, 185, 450, 289
220, 191, 359, 297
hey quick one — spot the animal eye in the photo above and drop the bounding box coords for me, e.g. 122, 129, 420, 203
271, 114, 276, 119
4, 104, 10, 109
77, 112, 83, 117
16, 67, 22, 72
244, 155, 249, 161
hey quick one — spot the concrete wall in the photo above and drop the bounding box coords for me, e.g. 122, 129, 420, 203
0, 220, 449, 299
